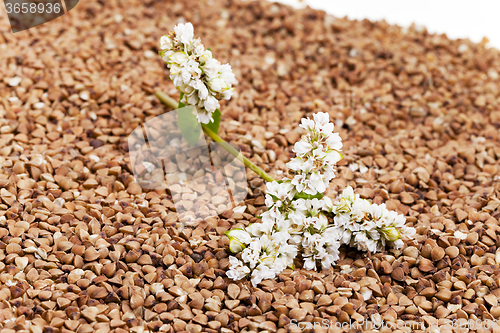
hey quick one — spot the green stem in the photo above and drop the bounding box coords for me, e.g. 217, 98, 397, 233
156, 91, 180, 110
201, 125, 275, 183
155, 91, 275, 183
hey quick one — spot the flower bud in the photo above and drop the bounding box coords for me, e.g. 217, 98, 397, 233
159, 35, 173, 50
259, 256, 276, 265
228, 238, 246, 253
379, 226, 401, 242
169, 51, 188, 64
316, 213, 328, 230
226, 229, 251, 244
336, 197, 351, 213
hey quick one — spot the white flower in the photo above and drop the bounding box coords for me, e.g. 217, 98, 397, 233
192, 39, 205, 56
305, 199, 322, 216
293, 141, 313, 156
379, 226, 401, 242
309, 171, 327, 194
278, 243, 298, 266
226, 113, 415, 285
291, 198, 307, 211
209, 78, 228, 93
246, 222, 265, 237
326, 133, 343, 151
287, 156, 311, 172
325, 149, 343, 165
241, 247, 260, 269
199, 50, 212, 63
160, 36, 172, 50
311, 214, 328, 231
299, 117, 316, 132
313, 112, 329, 125
303, 257, 316, 270
227, 257, 250, 281
266, 181, 295, 202
251, 263, 276, 286
203, 95, 219, 113
220, 64, 237, 84
169, 51, 188, 64
159, 23, 236, 124
196, 108, 215, 124
226, 229, 251, 244
173, 22, 194, 46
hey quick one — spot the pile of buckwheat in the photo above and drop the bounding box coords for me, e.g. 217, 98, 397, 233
0, 0, 500, 332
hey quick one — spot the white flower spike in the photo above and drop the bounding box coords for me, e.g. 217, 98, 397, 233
226, 112, 415, 287
159, 23, 237, 124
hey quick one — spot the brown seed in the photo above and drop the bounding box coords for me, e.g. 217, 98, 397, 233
57, 298, 71, 309
278, 314, 290, 328
227, 284, 240, 299
381, 261, 393, 274
435, 289, 452, 302
260, 321, 276, 332
418, 258, 435, 272
6, 243, 21, 254
435, 305, 451, 318
311, 280, 325, 294
445, 246, 459, 259
12, 161, 25, 174
421, 244, 433, 259
127, 182, 142, 195
81, 307, 99, 322
316, 294, 332, 307
204, 298, 220, 312
485, 294, 498, 307
400, 192, 414, 204
431, 247, 445, 261
258, 299, 272, 313
298, 290, 314, 302
88, 286, 108, 299
403, 246, 419, 259
288, 308, 307, 321
491, 306, 500, 318
391, 267, 404, 281
84, 247, 100, 261
186, 324, 202, 333
15, 257, 28, 270
466, 232, 479, 245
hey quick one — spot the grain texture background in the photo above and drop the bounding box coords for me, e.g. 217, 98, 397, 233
0, 0, 500, 332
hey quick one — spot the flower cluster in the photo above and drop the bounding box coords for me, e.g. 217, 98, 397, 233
159, 23, 237, 124
288, 112, 343, 195
334, 187, 415, 253
227, 113, 415, 286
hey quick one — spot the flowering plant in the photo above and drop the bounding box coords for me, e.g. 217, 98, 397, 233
226, 113, 416, 286
154, 24, 415, 286
157, 23, 274, 182
158, 22, 237, 125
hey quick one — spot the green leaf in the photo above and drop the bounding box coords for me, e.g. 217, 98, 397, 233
178, 92, 185, 108
294, 192, 324, 200
176, 93, 201, 146
204, 109, 221, 134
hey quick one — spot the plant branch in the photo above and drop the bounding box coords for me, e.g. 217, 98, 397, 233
201, 125, 275, 183
155, 91, 275, 183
